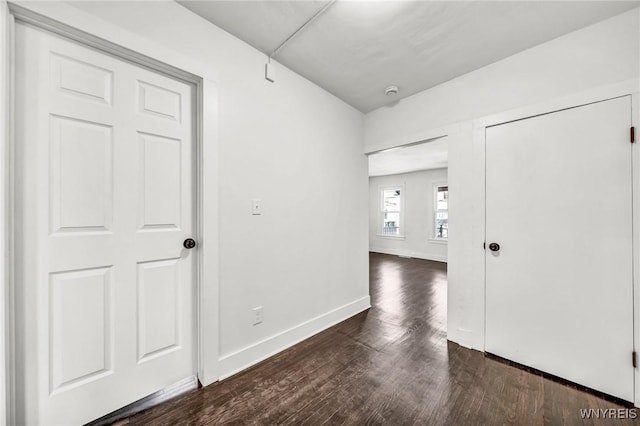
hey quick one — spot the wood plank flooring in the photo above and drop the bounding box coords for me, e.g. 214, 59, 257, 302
114, 253, 634, 425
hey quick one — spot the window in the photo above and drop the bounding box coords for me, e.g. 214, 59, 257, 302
435, 184, 448, 239
380, 186, 403, 237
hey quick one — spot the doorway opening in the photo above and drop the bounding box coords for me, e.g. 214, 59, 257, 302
366, 137, 449, 332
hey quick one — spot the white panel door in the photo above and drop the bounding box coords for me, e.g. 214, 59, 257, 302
485, 96, 634, 401
14, 24, 197, 425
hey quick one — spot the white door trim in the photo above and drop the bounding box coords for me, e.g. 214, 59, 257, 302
1, 3, 220, 424
632, 91, 639, 408
1, 2, 15, 424
472, 80, 640, 406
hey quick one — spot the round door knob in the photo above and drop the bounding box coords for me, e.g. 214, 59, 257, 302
183, 238, 197, 249
489, 242, 500, 252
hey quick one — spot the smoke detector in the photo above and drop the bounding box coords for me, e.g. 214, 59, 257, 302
385, 85, 399, 96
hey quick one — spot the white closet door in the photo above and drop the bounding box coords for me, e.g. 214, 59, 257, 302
485, 96, 634, 402
15, 23, 197, 425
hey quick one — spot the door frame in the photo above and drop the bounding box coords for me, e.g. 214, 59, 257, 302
472, 80, 640, 406
1, 2, 221, 424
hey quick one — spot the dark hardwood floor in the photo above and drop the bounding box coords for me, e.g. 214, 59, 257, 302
115, 253, 634, 425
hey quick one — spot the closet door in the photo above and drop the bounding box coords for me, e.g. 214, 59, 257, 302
485, 96, 634, 401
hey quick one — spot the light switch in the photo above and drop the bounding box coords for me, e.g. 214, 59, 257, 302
252, 198, 261, 215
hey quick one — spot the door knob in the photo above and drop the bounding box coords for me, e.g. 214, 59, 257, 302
488, 242, 500, 252
183, 238, 197, 249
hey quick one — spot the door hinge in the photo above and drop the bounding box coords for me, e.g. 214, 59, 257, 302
633, 351, 637, 368
631, 126, 635, 143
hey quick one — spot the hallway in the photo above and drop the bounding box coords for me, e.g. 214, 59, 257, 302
115, 253, 631, 425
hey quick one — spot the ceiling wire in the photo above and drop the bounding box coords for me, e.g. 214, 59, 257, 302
268, 0, 337, 61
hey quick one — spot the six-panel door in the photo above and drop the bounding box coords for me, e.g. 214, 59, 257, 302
15, 23, 196, 425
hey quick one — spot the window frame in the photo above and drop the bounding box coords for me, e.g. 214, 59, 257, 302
377, 184, 405, 239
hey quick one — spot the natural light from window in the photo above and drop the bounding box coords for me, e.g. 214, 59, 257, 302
435, 185, 448, 239
382, 188, 402, 236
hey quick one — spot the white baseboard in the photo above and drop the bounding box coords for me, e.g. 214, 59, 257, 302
218, 296, 371, 380
369, 247, 447, 263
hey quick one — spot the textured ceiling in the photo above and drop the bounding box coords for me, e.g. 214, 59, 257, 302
178, 1, 639, 113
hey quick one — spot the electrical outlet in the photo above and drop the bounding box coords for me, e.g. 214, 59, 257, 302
252, 306, 263, 325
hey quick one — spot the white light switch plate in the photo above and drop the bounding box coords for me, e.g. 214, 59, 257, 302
252, 306, 263, 325
252, 198, 261, 215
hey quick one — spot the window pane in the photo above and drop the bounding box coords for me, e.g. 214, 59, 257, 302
436, 186, 448, 210
383, 211, 400, 235
383, 189, 401, 212
435, 185, 448, 239
436, 211, 448, 239
381, 187, 402, 235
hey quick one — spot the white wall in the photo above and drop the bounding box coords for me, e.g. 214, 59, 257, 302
363, 8, 640, 351
369, 169, 448, 262
11, 0, 370, 380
